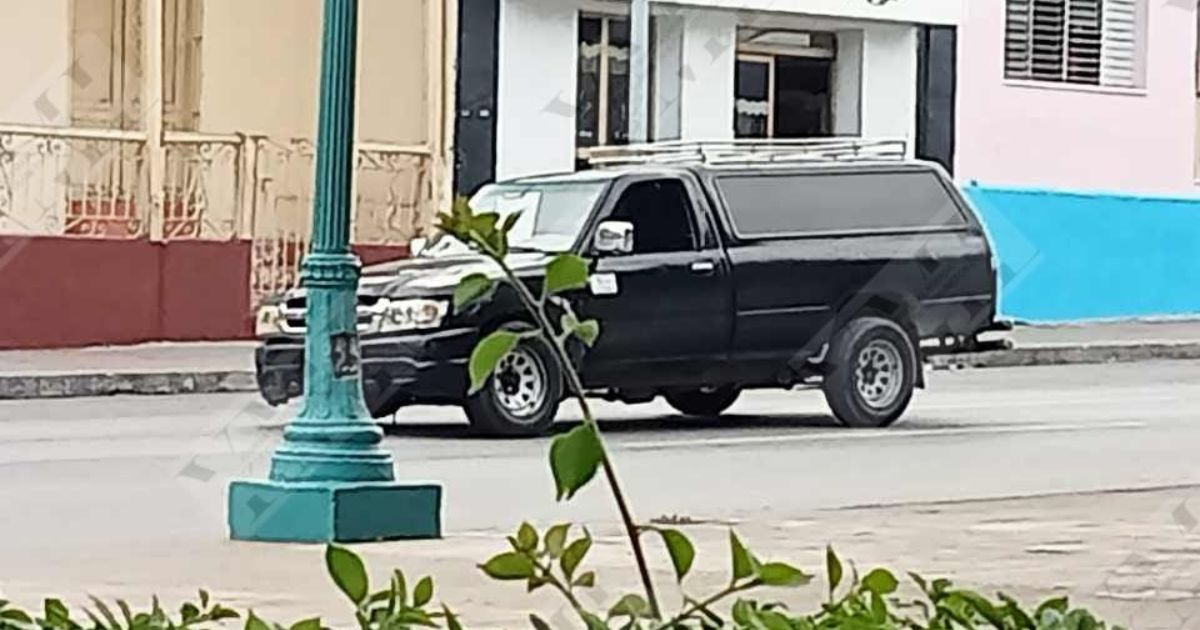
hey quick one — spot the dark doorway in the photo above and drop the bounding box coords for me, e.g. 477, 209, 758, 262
773, 56, 832, 137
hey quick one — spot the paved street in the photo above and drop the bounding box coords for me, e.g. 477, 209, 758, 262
3, 361, 1200, 628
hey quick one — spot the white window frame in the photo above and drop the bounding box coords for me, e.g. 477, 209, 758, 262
1004, 0, 1144, 89
577, 14, 631, 156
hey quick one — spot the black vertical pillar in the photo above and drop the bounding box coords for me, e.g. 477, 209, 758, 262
454, 0, 500, 196
916, 26, 958, 175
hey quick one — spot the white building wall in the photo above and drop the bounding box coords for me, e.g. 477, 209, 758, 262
678, 9, 736, 141
652, 14, 685, 141
493, 0, 932, 179
495, 0, 578, 180
832, 30, 863, 135
859, 24, 918, 148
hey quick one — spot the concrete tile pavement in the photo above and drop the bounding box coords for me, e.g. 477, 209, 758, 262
3, 486, 1200, 629
1, 321, 1199, 399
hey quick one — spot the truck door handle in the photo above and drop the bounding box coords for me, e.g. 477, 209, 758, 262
690, 260, 716, 275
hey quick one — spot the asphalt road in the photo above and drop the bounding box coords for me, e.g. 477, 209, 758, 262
2, 360, 1199, 554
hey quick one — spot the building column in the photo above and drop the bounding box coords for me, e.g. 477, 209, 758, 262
143, 0, 165, 240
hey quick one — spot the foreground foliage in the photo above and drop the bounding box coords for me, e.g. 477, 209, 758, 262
0, 197, 1122, 629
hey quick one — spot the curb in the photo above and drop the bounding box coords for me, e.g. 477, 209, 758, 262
1, 342, 1198, 401
926, 342, 1200, 370
0, 370, 257, 400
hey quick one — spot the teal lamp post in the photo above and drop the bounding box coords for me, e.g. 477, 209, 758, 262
228, 0, 441, 542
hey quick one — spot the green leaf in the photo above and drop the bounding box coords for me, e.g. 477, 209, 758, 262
609, 594, 653, 619
581, 612, 609, 630
560, 532, 593, 580
549, 424, 604, 501
88, 597, 119, 630
179, 601, 199, 623
443, 606, 463, 630
826, 546, 843, 596
657, 528, 696, 582
516, 522, 539, 552
730, 531, 755, 582
543, 523, 570, 558
480, 552, 535, 581
453, 273, 495, 312
44, 599, 70, 628
999, 593, 1036, 630
863, 568, 899, 595
526, 576, 551, 593
544, 254, 590, 295
758, 562, 813, 587
731, 599, 754, 627
325, 545, 369, 605
0, 609, 33, 625
468, 330, 520, 394
758, 610, 794, 630
391, 569, 408, 611
198, 590, 209, 609
412, 576, 434, 608
245, 611, 271, 630
288, 618, 321, 630
870, 592, 887, 622
573, 571, 596, 588
561, 314, 601, 347
529, 614, 553, 630
209, 605, 240, 621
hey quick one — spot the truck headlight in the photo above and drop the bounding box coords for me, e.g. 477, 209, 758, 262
255, 305, 284, 336
378, 298, 449, 332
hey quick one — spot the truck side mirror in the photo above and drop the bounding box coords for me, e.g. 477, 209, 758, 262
593, 220, 634, 255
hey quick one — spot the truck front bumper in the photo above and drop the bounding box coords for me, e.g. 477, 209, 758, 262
255, 327, 477, 408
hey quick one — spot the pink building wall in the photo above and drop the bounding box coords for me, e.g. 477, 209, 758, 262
956, 0, 1199, 196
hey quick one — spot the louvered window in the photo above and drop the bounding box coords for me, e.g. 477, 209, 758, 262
1005, 0, 1141, 88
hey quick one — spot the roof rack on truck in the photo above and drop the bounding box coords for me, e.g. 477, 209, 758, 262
585, 138, 909, 169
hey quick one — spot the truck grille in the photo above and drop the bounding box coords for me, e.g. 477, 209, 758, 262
281, 294, 383, 334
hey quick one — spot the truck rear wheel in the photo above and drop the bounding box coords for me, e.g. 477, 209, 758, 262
665, 386, 741, 417
823, 316, 917, 429
464, 330, 562, 437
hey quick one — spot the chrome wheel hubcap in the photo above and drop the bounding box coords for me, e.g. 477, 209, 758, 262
855, 339, 903, 409
493, 346, 547, 422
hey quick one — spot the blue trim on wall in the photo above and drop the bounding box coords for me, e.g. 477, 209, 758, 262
963, 184, 1200, 322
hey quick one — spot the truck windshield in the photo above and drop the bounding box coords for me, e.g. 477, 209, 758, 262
423, 180, 609, 256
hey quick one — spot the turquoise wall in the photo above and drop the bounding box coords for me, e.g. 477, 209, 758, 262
963, 185, 1200, 322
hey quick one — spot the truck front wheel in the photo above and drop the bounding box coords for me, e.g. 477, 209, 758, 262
823, 316, 917, 428
464, 330, 562, 437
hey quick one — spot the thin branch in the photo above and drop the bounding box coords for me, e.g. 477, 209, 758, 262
495, 260, 662, 619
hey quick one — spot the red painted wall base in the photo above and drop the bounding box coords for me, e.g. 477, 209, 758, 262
0, 236, 409, 350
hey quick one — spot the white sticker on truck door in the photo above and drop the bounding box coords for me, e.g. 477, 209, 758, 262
589, 272, 619, 296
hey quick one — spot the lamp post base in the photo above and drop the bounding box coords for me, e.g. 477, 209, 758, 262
228, 479, 442, 543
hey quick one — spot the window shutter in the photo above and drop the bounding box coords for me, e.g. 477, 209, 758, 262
1101, 0, 1138, 87
1030, 0, 1066, 82
1066, 0, 1102, 84
1005, 0, 1033, 79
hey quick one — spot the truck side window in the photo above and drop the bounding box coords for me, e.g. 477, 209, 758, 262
609, 179, 697, 253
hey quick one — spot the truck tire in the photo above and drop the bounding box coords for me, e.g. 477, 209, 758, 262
665, 386, 741, 417
823, 316, 917, 429
464, 328, 562, 437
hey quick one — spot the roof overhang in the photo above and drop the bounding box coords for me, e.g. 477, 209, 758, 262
651, 0, 964, 26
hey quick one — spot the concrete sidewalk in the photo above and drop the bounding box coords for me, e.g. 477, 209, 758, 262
2, 485, 1199, 629
1, 320, 1199, 400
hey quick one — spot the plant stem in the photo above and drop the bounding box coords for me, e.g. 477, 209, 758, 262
651, 581, 759, 630
496, 261, 661, 619
532, 557, 590, 625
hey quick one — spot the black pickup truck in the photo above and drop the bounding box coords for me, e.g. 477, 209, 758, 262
256, 150, 999, 436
